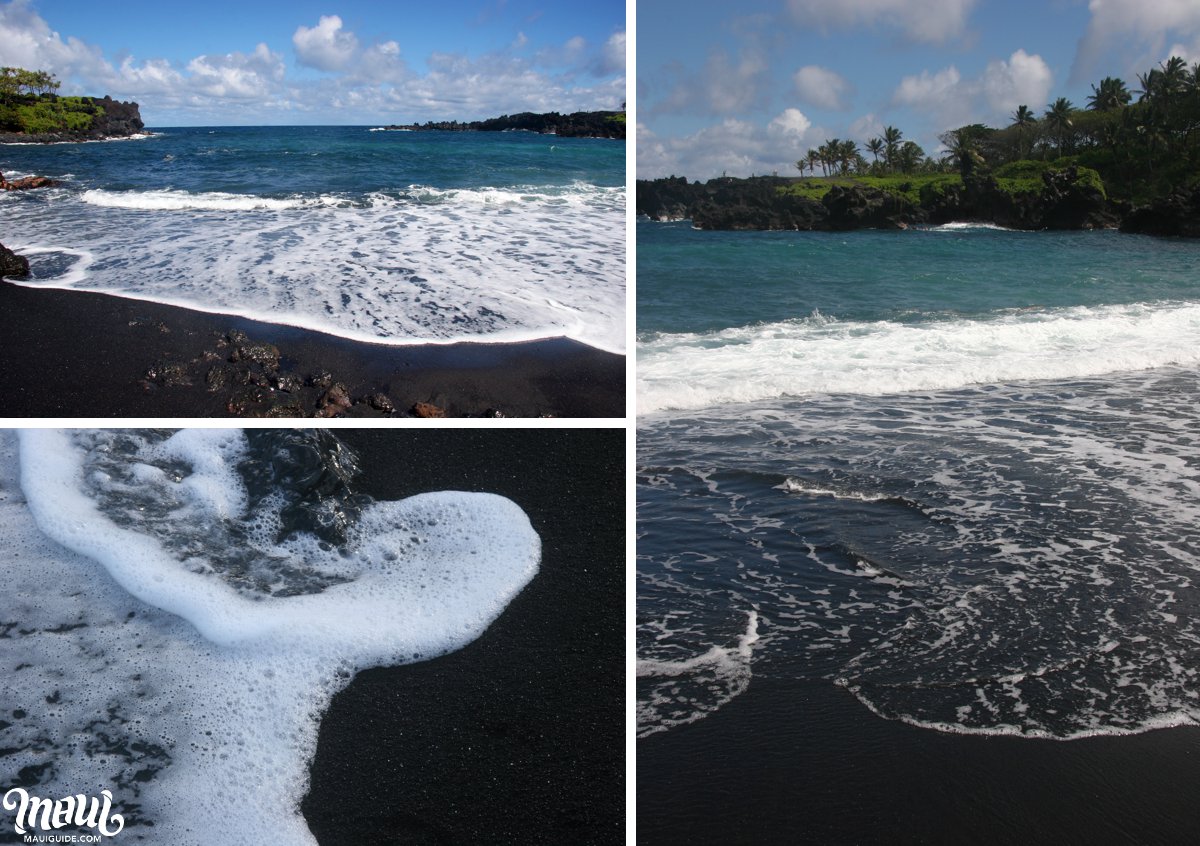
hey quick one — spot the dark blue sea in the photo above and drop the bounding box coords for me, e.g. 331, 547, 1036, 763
1, 127, 624, 351
638, 219, 1200, 740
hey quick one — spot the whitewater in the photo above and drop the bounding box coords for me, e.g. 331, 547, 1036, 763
1, 126, 625, 354
0, 429, 540, 844
637, 220, 1200, 741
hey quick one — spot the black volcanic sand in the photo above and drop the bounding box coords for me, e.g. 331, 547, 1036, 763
638, 676, 1200, 844
0, 282, 624, 417
302, 430, 625, 845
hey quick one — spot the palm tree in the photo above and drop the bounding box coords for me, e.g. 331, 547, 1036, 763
1010, 104, 1037, 159
865, 137, 884, 166
837, 139, 859, 174
807, 148, 820, 178
941, 127, 985, 176
1137, 68, 1162, 103
1160, 56, 1189, 97
882, 126, 903, 171
1044, 97, 1075, 156
1087, 76, 1131, 111
894, 140, 924, 174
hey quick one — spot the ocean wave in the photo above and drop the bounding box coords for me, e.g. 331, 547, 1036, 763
79, 183, 624, 213
637, 301, 1200, 413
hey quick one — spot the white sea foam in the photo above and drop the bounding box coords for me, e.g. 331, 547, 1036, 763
1, 430, 540, 844
638, 301, 1200, 412
6, 182, 625, 353
636, 610, 759, 737
926, 221, 1016, 232
82, 188, 310, 211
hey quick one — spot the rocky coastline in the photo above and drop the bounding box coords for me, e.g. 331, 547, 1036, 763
636, 169, 1200, 237
381, 109, 625, 139
0, 95, 144, 143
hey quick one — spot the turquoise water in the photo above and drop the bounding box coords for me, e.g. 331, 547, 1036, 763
1, 127, 625, 351
638, 221, 1200, 411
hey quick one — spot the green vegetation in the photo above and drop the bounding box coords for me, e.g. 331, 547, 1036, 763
607, 112, 626, 125
778, 173, 960, 204
791, 54, 1200, 205
0, 67, 100, 135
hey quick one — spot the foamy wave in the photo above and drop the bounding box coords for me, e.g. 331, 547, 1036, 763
82, 188, 311, 211
637, 610, 759, 738
927, 221, 1016, 232
638, 301, 1200, 413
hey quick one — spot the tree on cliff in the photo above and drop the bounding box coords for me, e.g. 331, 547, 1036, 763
0, 67, 60, 102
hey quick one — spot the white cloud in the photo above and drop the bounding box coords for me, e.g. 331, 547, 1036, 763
597, 31, 626, 77
0, 1, 624, 125
792, 65, 852, 110
848, 112, 884, 143
0, 0, 109, 81
893, 50, 1053, 128
893, 65, 962, 106
786, 0, 977, 43
292, 15, 359, 71
637, 109, 823, 179
1075, 0, 1200, 80
185, 43, 285, 100
705, 48, 769, 114
981, 49, 1052, 115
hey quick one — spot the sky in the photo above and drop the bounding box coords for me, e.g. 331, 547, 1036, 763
0, 0, 625, 125
637, 0, 1200, 179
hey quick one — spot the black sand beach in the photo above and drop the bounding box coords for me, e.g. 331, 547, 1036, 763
303, 429, 625, 845
0, 282, 624, 418
638, 676, 1200, 844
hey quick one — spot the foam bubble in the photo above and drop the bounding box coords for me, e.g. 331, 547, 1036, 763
1, 429, 540, 843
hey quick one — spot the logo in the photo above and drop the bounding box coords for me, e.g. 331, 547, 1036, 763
2, 788, 124, 841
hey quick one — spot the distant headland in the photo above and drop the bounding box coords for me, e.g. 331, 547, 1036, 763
0, 67, 144, 144
378, 109, 625, 140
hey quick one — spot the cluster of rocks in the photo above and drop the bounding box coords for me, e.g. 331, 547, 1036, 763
140, 328, 447, 419
1119, 184, 1200, 237
637, 168, 1123, 233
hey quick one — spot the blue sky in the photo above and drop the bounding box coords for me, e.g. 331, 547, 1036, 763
0, 0, 625, 125
638, 0, 1200, 179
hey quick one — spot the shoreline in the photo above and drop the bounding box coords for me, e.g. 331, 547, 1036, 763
0, 281, 624, 417
639, 675, 1200, 844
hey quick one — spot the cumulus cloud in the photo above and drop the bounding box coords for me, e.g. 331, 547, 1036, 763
185, 44, 285, 100
786, 0, 977, 43
981, 49, 1053, 115
292, 15, 359, 72
649, 47, 769, 117
893, 50, 1053, 128
637, 109, 822, 179
0, 0, 108, 81
0, 1, 625, 124
1074, 0, 1200, 80
792, 65, 852, 110
893, 65, 962, 106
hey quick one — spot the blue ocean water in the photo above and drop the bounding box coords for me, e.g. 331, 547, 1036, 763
1, 127, 625, 351
638, 219, 1200, 739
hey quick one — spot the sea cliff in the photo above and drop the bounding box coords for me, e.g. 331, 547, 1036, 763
0, 95, 144, 143
636, 168, 1132, 233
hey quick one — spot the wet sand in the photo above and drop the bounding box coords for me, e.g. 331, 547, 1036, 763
304, 430, 626, 844
0, 282, 625, 418
638, 675, 1200, 844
